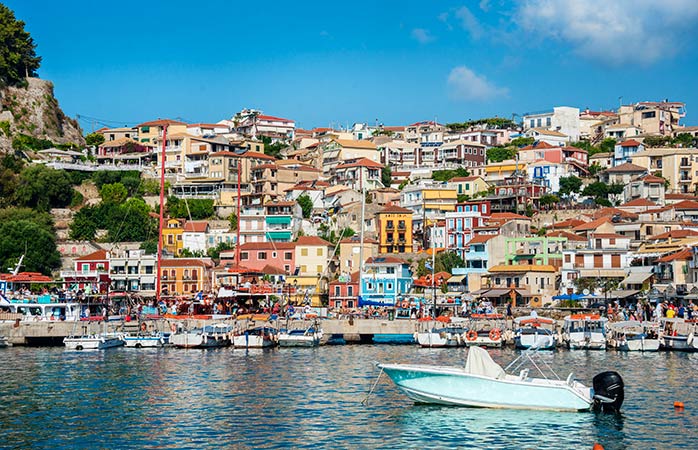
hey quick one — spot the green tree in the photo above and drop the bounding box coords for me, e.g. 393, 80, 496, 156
381, 165, 392, 187
140, 239, 158, 255
539, 194, 560, 209
416, 251, 464, 276
0, 4, 41, 87
297, 194, 313, 218
598, 138, 617, 154
559, 175, 582, 196
338, 227, 355, 239
100, 182, 128, 205
69, 206, 98, 240
588, 162, 603, 176
14, 164, 74, 211
166, 196, 214, 220
107, 198, 156, 242
673, 133, 695, 148
0, 220, 60, 275
85, 132, 105, 147
509, 137, 535, 147
229, 212, 238, 231
431, 167, 470, 182
642, 135, 670, 148
207, 242, 234, 259
581, 182, 608, 198
487, 146, 517, 163
0, 207, 54, 230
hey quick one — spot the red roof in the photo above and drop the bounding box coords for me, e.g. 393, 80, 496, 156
136, 119, 187, 128
605, 162, 647, 173
551, 218, 587, 229
641, 175, 666, 184
657, 248, 693, 263
339, 236, 379, 244
265, 201, 296, 207
621, 198, 657, 207
261, 264, 287, 275
489, 212, 531, 221
592, 207, 639, 220
183, 221, 209, 233
160, 258, 214, 268
520, 141, 556, 150
591, 233, 626, 239
468, 234, 497, 244
187, 123, 227, 128
619, 139, 642, 147
295, 236, 332, 246
4, 272, 53, 283
573, 216, 612, 232
379, 205, 413, 214
673, 200, 698, 210
257, 114, 293, 123
451, 176, 481, 182
665, 193, 698, 201
546, 230, 587, 241
335, 158, 384, 169
76, 249, 109, 261
649, 229, 698, 240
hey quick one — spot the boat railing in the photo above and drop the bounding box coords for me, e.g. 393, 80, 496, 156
504, 347, 561, 381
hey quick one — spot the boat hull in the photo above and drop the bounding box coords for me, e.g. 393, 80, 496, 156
278, 335, 321, 347
123, 335, 166, 348
170, 333, 230, 349
415, 332, 464, 348
64, 336, 124, 350
618, 337, 660, 352
232, 335, 275, 348
661, 335, 698, 352
515, 333, 557, 350
379, 364, 592, 412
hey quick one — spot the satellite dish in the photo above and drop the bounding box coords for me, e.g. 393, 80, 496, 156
583, 289, 590, 295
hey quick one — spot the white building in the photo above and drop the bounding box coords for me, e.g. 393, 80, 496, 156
522, 106, 580, 142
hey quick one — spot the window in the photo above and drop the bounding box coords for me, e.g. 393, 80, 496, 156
367, 282, 373, 290
301, 265, 307, 273
546, 117, 551, 127
387, 283, 393, 290
530, 119, 535, 128
386, 267, 395, 274
348, 286, 353, 296
258, 252, 267, 260
240, 252, 249, 260
335, 286, 341, 296
301, 248, 308, 256
284, 252, 292, 260
272, 252, 277, 258
317, 248, 323, 256
284, 265, 290, 272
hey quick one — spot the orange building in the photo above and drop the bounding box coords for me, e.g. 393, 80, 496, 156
159, 258, 214, 296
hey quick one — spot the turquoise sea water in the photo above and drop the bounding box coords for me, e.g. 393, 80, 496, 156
1, 345, 696, 449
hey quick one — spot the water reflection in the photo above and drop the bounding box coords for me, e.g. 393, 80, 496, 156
0, 346, 696, 449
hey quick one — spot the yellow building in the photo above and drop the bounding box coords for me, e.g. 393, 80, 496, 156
294, 236, 333, 277
135, 119, 187, 144
161, 218, 185, 256
376, 205, 414, 254
630, 147, 698, 194
160, 258, 214, 296
451, 176, 489, 198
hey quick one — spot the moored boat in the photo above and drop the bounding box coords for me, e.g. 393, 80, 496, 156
464, 314, 505, 347
659, 318, 698, 352
278, 322, 323, 347
414, 317, 467, 348
607, 320, 660, 352
64, 332, 124, 350
232, 326, 277, 348
0, 336, 10, 347
514, 316, 557, 350
563, 314, 607, 350
170, 323, 232, 349
379, 346, 624, 412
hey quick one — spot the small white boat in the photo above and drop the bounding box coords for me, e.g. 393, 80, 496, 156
278, 323, 323, 347
0, 336, 10, 348
64, 333, 125, 351
379, 346, 625, 413
514, 316, 557, 350
659, 318, 698, 352
232, 326, 277, 348
414, 319, 467, 348
563, 314, 607, 350
170, 323, 231, 349
122, 332, 168, 348
607, 320, 660, 352
464, 314, 505, 347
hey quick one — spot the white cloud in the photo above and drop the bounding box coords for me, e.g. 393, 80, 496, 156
447, 66, 508, 101
455, 6, 483, 39
516, 0, 698, 65
411, 28, 435, 44
479, 0, 491, 12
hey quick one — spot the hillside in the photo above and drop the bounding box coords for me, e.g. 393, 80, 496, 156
0, 77, 84, 152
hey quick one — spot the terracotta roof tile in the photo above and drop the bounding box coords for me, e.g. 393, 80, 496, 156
295, 236, 332, 246
76, 249, 109, 261
656, 248, 693, 262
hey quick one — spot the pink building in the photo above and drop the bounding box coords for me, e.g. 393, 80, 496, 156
235, 242, 297, 273
329, 272, 359, 309
60, 249, 110, 293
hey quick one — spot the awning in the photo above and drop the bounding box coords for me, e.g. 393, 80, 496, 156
621, 272, 654, 285
447, 275, 466, 283
480, 289, 510, 298
471, 288, 490, 295
141, 276, 155, 284
266, 216, 291, 225
607, 289, 641, 299
553, 293, 585, 300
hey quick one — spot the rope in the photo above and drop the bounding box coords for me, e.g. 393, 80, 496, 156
361, 367, 384, 406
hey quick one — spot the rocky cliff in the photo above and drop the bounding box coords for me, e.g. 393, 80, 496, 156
0, 77, 84, 152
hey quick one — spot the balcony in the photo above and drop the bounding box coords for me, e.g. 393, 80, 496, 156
680, 160, 691, 168
386, 223, 395, 230
60, 270, 103, 278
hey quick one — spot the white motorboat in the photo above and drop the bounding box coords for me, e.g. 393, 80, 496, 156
170, 323, 231, 349
64, 332, 124, 350
607, 320, 660, 352
563, 314, 608, 350
514, 316, 557, 350
659, 318, 698, 352
414, 319, 468, 348
232, 326, 277, 348
278, 323, 323, 347
379, 346, 625, 413
0, 336, 10, 348
464, 314, 505, 347
122, 332, 168, 348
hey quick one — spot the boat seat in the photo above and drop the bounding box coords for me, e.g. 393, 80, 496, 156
519, 368, 529, 380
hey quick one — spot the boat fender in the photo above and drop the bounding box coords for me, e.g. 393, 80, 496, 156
171, 323, 177, 333
466, 330, 478, 341
141, 322, 147, 332
439, 331, 447, 339
455, 333, 462, 344
401, 301, 408, 309
687, 333, 694, 347
489, 328, 501, 341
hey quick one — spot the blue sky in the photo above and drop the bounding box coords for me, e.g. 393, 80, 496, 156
7, 0, 698, 131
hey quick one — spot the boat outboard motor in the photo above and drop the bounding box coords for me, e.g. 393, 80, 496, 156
592, 371, 624, 413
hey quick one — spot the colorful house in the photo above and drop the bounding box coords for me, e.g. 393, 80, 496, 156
60, 249, 110, 293
376, 205, 414, 254
359, 256, 413, 307
159, 258, 214, 297
162, 218, 185, 256
329, 272, 359, 309
294, 236, 333, 277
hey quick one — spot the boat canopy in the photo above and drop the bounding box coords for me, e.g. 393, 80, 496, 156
464, 346, 505, 379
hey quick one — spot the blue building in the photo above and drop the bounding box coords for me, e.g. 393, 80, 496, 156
359, 256, 413, 307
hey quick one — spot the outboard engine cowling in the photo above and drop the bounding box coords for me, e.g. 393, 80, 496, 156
592, 371, 624, 413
